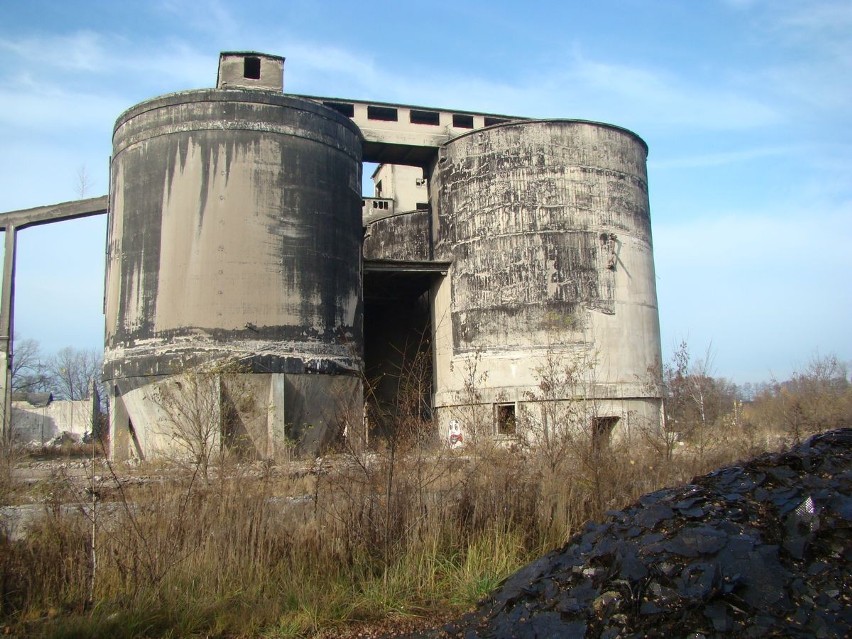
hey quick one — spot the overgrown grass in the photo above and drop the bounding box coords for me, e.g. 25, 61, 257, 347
0, 414, 825, 638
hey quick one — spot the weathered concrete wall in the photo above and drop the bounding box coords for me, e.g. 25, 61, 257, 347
105, 88, 364, 459
109, 370, 360, 461
363, 210, 432, 262
370, 164, 428, 212
12, 398, 97, 444
106, 90, 364, 379
430, 120, 662, 439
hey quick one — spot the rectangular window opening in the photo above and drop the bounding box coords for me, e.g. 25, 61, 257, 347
367, 105, 399, 122
409, 109, 440, 126
452, 114, 474, 129
592, 416, 619, 451
244, 57, 261, 80
496, 403, 517, 436
323, 101, 355, 118
484, 117, 510, 127
416, 202, 429, 211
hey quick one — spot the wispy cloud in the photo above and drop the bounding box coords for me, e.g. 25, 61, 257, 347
558, 54, 783, 131
649, 145, 798, 170
0, 31, 106, 72
719, 1, 852, 117
0, 30, 211, 88
655, 205, 852, 272
0, 84, 124, 130
653, 198, 852, 382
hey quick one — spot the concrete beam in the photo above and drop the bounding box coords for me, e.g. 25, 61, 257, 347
363, 260, 450, 303
294, 95, 528, 165
0, 195, 109, 231
0, 195, 108, 440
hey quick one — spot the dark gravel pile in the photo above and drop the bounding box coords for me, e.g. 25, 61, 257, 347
439, 429, 851, 638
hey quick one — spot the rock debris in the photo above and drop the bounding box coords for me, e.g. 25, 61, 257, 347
435, 429, 851, 638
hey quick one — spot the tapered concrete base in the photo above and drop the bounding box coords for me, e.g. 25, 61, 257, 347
109, 372, 362, 462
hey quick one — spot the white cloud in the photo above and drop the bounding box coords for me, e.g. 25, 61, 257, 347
0, 14, 790, 143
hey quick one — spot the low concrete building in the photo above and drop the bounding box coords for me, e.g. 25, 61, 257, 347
11, 392, 100, 445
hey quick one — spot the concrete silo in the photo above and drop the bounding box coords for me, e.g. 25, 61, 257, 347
429, 120, 662, 442
105, 53, 364, 459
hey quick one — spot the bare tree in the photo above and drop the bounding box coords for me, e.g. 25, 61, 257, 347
46, 347, 102, 401
751, 354, 852, 443
76, 164, 92, 198
11, 338, 50, 393
659, 340, 739, 462
521, 348, 601, 473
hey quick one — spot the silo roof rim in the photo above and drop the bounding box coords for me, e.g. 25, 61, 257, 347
443, 118, 648, 155
112, 88, 364, 138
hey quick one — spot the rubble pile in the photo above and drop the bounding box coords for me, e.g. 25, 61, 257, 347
441, 429, 851, 638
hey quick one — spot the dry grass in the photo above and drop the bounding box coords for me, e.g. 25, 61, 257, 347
0, 412, 831, 638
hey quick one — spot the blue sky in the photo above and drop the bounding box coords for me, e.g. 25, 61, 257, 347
0, 0, 849, 384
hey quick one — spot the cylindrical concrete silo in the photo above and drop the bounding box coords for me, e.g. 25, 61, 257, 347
430, 119, 662, 442
105, 54, 364, 459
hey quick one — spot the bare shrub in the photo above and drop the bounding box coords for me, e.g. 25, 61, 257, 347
748, 354, 852, 444
148, 359, 259, 481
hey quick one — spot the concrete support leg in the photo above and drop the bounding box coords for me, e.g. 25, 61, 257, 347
109, 389, 131, 461
268, 374, 287, 461
0, 225, 17, 444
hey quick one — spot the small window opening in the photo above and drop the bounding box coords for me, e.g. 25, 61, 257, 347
375, 180, 383, 197
416, 202, 429, 211
324, 101, 355, 117
592, 416, 619, 451
244, 57, 261, 80
452, 114, 474, 129
367, 105, 399, 122
410, 109, 440, 126
484, 117, 510, 127
496, 403, 517, 436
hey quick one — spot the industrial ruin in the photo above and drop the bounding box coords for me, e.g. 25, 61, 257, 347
0, 51, 663, 459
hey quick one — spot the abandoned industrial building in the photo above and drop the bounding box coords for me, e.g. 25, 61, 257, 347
0, 51, 663, 459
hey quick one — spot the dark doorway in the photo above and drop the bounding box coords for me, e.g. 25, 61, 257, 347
363, 262, 444, 442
